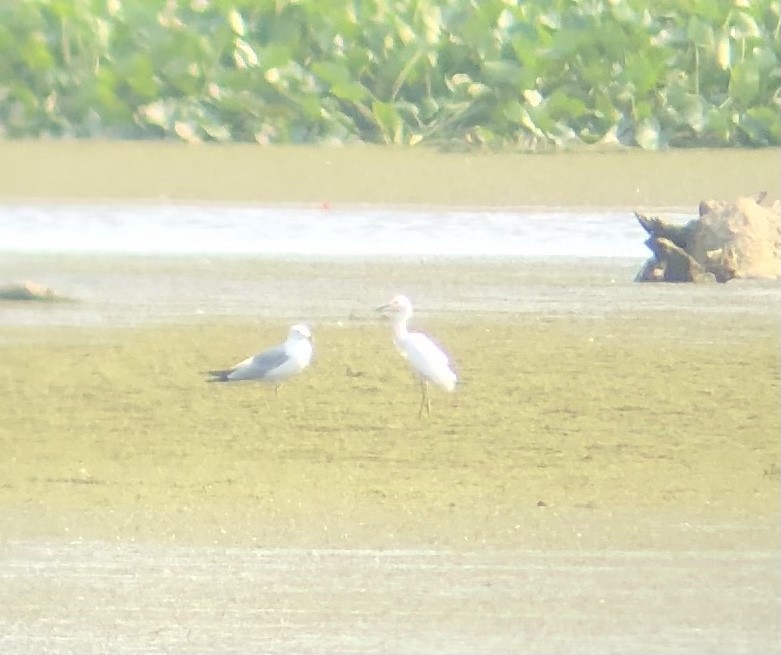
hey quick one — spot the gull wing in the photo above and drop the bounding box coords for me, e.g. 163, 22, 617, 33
207, 345, 289, 382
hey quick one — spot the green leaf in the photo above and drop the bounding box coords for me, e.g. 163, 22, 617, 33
419, 97, 439, 121
481, 60, 524, 86
675, 93, 706, 132
125, 55, 159, 100
256, 45, 295, 70
624, 52, 659, 96
311, 60, 351, 85
728, 60, 760, 106
467, 82, 491, 98
234, 37, 258, 68
371, 100, 403, 144
738, 106, 780, 145
635, 116, 662, 150
21, 32, 54, 70
501, 100, 525, 124
546, 89, 588, 120
687, 16, 714, 48
703, 105, 732, 143
227, 9, 246, 36
330, 80, 367, 102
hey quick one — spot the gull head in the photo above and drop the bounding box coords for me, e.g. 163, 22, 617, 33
288, 324, 312, 341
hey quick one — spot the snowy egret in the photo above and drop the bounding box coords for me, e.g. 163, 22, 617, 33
377, 295, 457, 417
205, 324, 313, 393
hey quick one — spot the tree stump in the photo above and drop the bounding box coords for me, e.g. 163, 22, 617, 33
635, 195, 780, 283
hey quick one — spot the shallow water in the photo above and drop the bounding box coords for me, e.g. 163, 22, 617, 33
0, 203, 671, 258
3, 202, 778, 328
1, 538, 777, 654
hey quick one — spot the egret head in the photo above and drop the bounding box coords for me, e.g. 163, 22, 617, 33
288, 324, 312, 341
376, 294, 413, 317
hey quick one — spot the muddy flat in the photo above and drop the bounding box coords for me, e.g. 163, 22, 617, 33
0, 144, 779, 653
1, 539, 776, 654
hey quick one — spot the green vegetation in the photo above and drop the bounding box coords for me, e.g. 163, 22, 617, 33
1, 313, 777, 547
0, 0, 778, 148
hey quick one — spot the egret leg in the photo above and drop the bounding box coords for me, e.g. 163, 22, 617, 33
418, 380, 430, 418
274, 384, 281, 396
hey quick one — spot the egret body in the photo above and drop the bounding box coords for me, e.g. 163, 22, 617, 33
377, 295, 456, 417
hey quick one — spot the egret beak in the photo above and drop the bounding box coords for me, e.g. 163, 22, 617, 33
375, 303, 392, 312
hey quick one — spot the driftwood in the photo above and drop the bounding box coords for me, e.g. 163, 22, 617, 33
0, 281, 64, 301
635, 194, 780, 283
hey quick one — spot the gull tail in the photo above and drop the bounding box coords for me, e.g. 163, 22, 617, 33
204, 369, 232, 382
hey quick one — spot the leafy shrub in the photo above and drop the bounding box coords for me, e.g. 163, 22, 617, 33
0, 0, 778, 148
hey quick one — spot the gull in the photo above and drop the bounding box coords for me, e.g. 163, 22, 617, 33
377, 295, 457, 417
205, 324, 313, 393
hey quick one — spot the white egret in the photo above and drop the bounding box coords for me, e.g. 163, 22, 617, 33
205, 324, 313, 393
377, 295, 457, 417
